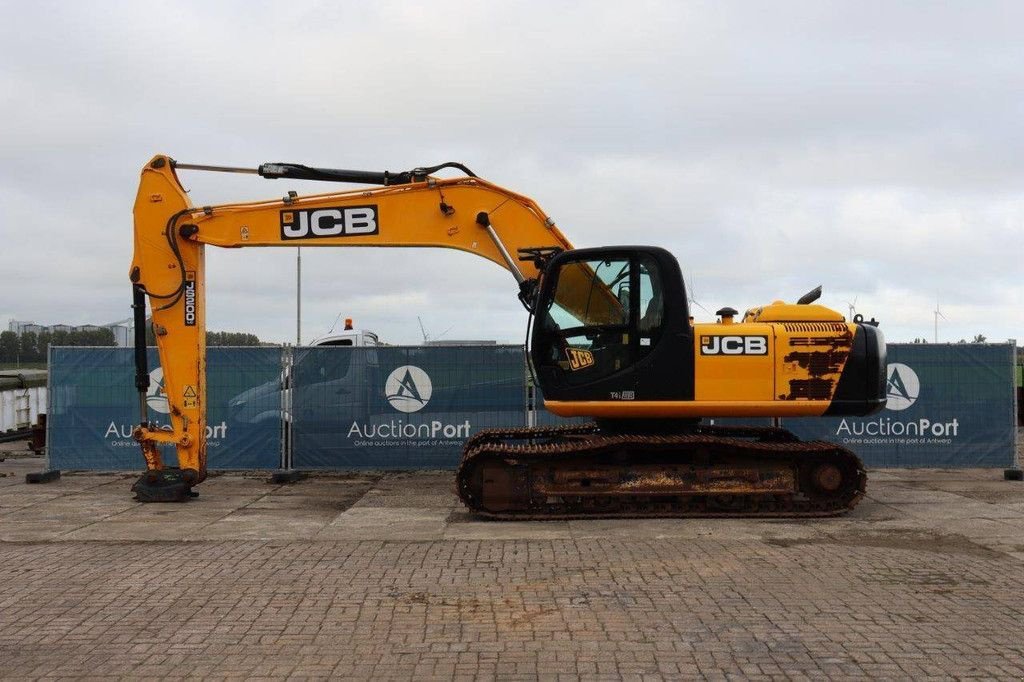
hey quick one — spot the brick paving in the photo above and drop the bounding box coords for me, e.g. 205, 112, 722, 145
1, 447, 1024, 679
2, 538, 1024, 680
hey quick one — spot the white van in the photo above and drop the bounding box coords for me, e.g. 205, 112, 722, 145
228, 327, 381, 426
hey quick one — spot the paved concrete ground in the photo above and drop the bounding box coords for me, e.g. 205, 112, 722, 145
2, 443, 1023, 679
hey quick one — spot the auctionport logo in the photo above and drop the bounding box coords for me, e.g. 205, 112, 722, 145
836, 360, 960, 444
385, 365, 432, 413
348, 365, 471, 445
107, 366, 227, 446
885, 363, 919, 411
146, 367, 169, 414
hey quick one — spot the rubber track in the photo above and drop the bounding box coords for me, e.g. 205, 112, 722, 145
456, 425, 866, 520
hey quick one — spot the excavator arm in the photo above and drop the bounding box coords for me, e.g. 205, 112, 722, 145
129, 154, 575, 500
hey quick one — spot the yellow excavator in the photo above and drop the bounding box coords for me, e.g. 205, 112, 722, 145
129, 155, 885, 517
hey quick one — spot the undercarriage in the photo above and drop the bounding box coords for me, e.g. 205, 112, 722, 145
456, 423, 866, 519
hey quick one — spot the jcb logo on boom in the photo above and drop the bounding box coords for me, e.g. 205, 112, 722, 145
280, 205, 379, 240
700, 335, 768, 355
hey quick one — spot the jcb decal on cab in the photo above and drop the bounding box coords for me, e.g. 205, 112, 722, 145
280, 205, 378, 240
566, 348, 595, 370
700, 335, 768, 356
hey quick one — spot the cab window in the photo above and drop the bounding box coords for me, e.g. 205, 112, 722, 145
537, 254, 664, 382
636, 256, 663, 358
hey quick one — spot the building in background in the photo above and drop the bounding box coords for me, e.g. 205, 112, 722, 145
8, 319, 132, 347
106, 324, 130, 347
8, 321, 43, 335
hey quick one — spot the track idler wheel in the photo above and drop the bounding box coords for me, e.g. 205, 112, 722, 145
811, 463, 843, 493
800, 455, 863, 506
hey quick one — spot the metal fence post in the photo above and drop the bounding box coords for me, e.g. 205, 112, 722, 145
26, 344, 60, 483
271, 344, 304, 484
524, 346, 533, 428
1005, 340, 1022, 480
281, 345, 289, 471
45, 343, 52, 473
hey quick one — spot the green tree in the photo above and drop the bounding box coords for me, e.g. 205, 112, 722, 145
972, 333, 987, 343
51, 330, 69, 347
0, 331, 18, 362
19, 331, 39, 362
36, 331, 51, 361
207, 331, 261, 346
142, 327, 262, 347
74, 328, 114, 346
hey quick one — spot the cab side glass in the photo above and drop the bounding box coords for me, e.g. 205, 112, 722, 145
537, 255, 665, 383
636, 255, 663, 358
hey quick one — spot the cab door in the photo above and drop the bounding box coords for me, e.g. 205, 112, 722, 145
531, 246, 693, 404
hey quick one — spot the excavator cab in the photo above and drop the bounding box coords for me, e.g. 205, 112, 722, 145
531, 246, 694, 404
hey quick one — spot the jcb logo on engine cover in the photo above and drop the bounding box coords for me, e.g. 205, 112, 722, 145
566, 348, 595, 370
700, 335, 768, 355
280, 206, 379, 240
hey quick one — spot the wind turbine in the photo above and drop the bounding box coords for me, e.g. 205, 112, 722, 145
934, 303, 946, 343
326, 312, 346, 336
684, 276, 712, 318
104, 316, 135, 329
417, 316, 453, 345
846, 296, 858, 321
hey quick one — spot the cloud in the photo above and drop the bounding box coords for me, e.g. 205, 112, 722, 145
1, 1, 1021, 345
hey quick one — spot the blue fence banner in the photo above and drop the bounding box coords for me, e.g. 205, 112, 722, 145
291, 346, 527, 469
783, 343, 1017, 468
48, 346, 283, 470
46, 343, 1016, 472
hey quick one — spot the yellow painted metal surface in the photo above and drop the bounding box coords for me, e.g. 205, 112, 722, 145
129, 155, 575, 478
693, 322, 775, 402
543, 399, 832, 418
168, 173, 572, 279
548, 315, 857, 418
129, 161, 206, 476
772, 320, 855, 402
744, 302, 845, 323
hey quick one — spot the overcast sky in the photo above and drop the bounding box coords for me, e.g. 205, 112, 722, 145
2, 1, 1021, 345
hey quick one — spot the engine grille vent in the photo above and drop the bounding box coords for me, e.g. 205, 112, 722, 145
782, 322, 849, 333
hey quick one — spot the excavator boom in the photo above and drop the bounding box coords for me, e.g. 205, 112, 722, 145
129, 155, 572, 499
